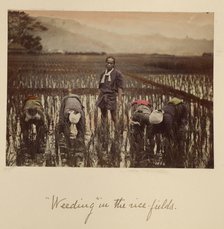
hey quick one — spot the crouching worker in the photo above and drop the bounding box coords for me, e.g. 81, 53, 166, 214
56, 88, 86, 167
129, 99, 153, 167
148, 97, 188, 168
20, 95, 48, 165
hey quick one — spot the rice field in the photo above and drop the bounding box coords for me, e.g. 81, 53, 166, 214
6, 53, 213, 168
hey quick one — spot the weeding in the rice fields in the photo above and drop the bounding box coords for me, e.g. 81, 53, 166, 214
6, 10, 214, 168
129, 97, 189, 168
17, 95, 49, 166
6, 53, 213, 168
55, 88, 86, 167
147, 97, 188, 168
129, 99, 153, 167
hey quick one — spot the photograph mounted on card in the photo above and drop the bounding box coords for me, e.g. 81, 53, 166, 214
2, 1, 224, 229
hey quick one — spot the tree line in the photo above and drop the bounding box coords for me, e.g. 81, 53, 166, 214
8, 10, 47, 52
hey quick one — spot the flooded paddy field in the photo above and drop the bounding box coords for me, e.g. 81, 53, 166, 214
6, 53, 213, 168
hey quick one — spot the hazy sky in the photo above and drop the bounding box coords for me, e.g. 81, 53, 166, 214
26, 11, 214, 40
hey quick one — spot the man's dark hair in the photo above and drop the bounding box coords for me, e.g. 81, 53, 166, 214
105, 56, 115, 64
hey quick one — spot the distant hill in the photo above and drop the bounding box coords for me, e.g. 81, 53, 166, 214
33, 16, 213, 55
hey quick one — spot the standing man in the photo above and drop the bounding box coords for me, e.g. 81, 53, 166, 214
96, 56, 124, 166
96, 56, 124, 124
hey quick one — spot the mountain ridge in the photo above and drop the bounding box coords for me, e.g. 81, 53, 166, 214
33, 16, 213, 55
